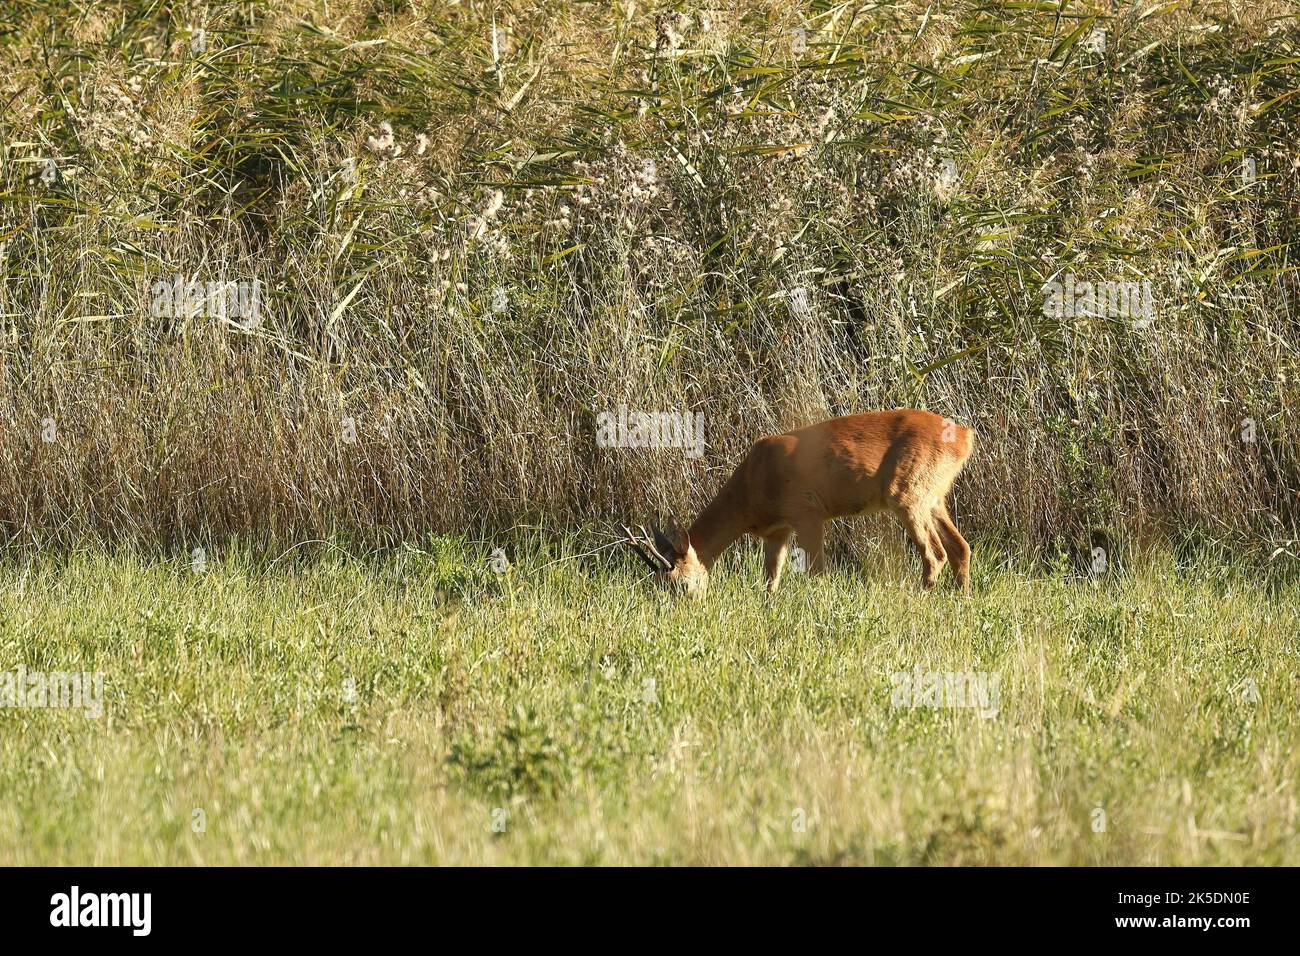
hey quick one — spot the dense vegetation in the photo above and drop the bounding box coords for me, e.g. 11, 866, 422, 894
1, 1, 1297, 559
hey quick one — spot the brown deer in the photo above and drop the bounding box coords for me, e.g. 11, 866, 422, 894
624, 409, 975, 597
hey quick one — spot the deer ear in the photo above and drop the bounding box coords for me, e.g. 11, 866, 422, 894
652, 525, 679, 562
666, 520, 691, 555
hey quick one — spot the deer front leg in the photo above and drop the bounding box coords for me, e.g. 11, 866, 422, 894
793, 519, 827, 576
762, 528, 794, 593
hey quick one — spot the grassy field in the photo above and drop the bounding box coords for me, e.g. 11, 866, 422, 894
1, 538, 1295, 865
2, 2, 1297, 868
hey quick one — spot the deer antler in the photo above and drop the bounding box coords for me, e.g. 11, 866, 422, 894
622, 525, 671, 572
639, 524, 675, 569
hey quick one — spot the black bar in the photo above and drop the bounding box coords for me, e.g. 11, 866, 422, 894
0, 866, 1287, 943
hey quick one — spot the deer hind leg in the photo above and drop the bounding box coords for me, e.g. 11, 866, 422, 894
896, 504, 945, 590
762, 528, 794, 594
933, 502, 971, 593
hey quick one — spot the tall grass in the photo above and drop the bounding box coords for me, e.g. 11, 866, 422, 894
1, 0, 1297, 558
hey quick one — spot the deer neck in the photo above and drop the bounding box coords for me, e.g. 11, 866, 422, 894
687, 480, 748, 570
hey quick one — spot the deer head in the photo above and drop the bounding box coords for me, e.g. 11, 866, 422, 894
622, 522, 709, 598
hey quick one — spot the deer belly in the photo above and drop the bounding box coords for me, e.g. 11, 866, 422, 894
817, 481, 885, 518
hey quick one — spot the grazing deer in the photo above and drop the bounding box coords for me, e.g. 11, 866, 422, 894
624, 409, 975, 597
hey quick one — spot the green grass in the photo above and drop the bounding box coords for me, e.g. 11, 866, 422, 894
1, 538, 1296, 865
